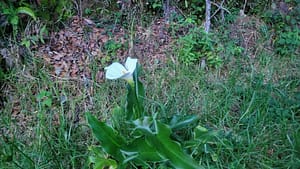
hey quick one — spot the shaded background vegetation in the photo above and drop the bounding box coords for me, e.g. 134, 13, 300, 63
0, 0, 299, 168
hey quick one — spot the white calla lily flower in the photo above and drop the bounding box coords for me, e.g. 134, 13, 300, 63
105, 57, 138, 82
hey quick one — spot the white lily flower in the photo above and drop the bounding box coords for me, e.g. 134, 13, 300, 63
104, 57, 138, 82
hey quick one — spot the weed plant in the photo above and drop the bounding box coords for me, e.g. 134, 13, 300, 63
172, 20, 222, 67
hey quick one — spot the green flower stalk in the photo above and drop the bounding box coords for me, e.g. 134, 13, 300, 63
104, 57, 144, 119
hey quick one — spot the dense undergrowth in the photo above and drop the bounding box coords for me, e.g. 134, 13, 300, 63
1, 0, 300, 168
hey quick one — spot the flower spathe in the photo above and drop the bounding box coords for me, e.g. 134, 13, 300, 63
104, 57, 138, 83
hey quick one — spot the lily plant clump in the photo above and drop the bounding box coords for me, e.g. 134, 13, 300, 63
86, 57, 204, 169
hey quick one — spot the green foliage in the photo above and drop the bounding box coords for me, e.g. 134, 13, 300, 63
182, 0, 205, 23
185, 125, 231, 163
103, 39, 123, 58
225, 42, 244, 57
146, 0, 163, 12
0, 1, 36, 36
0, 136, 35, 168
87, 66, 203, 168
37, 0, 73, 22
274, 29, 300, 57
247, 0, 272, 15
261, 1, 300, 57
295, 128, 300, 158
263, 1, 300, 29
36, 90, 53, 108
176, 26, 222, 67
0, 0, 73, 39
87, 113, 203, 168
137, 118, 201, 169
87, 113, 126, 162
21, 25, 48, 49
0, 63, 5, 81
126, 76, 145, 120
88, 146, 118, 169
15, 7, 36, 21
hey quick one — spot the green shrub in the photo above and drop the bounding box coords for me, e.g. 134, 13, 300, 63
0, 1, 36, 36
0, 0, 73, 38
176, 26, 222, 67
36, 0, 73, 23
274, 29, 300, 57
261, 1, 300, 57
103, 39, 123, 56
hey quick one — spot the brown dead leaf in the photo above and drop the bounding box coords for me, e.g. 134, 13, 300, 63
53, 52, 64, 61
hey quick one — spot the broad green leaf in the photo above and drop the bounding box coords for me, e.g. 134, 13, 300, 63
86, 113, 126, 162
134, 119, 203, 169
169, 115, 200, 130
146, 122, 203, 169
16, 7, 36, 20
125, 137, 163, 163
88, 146, 118, 169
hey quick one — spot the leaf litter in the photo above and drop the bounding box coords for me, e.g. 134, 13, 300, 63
37, 16, 173, 83
1, 15, 173, 130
